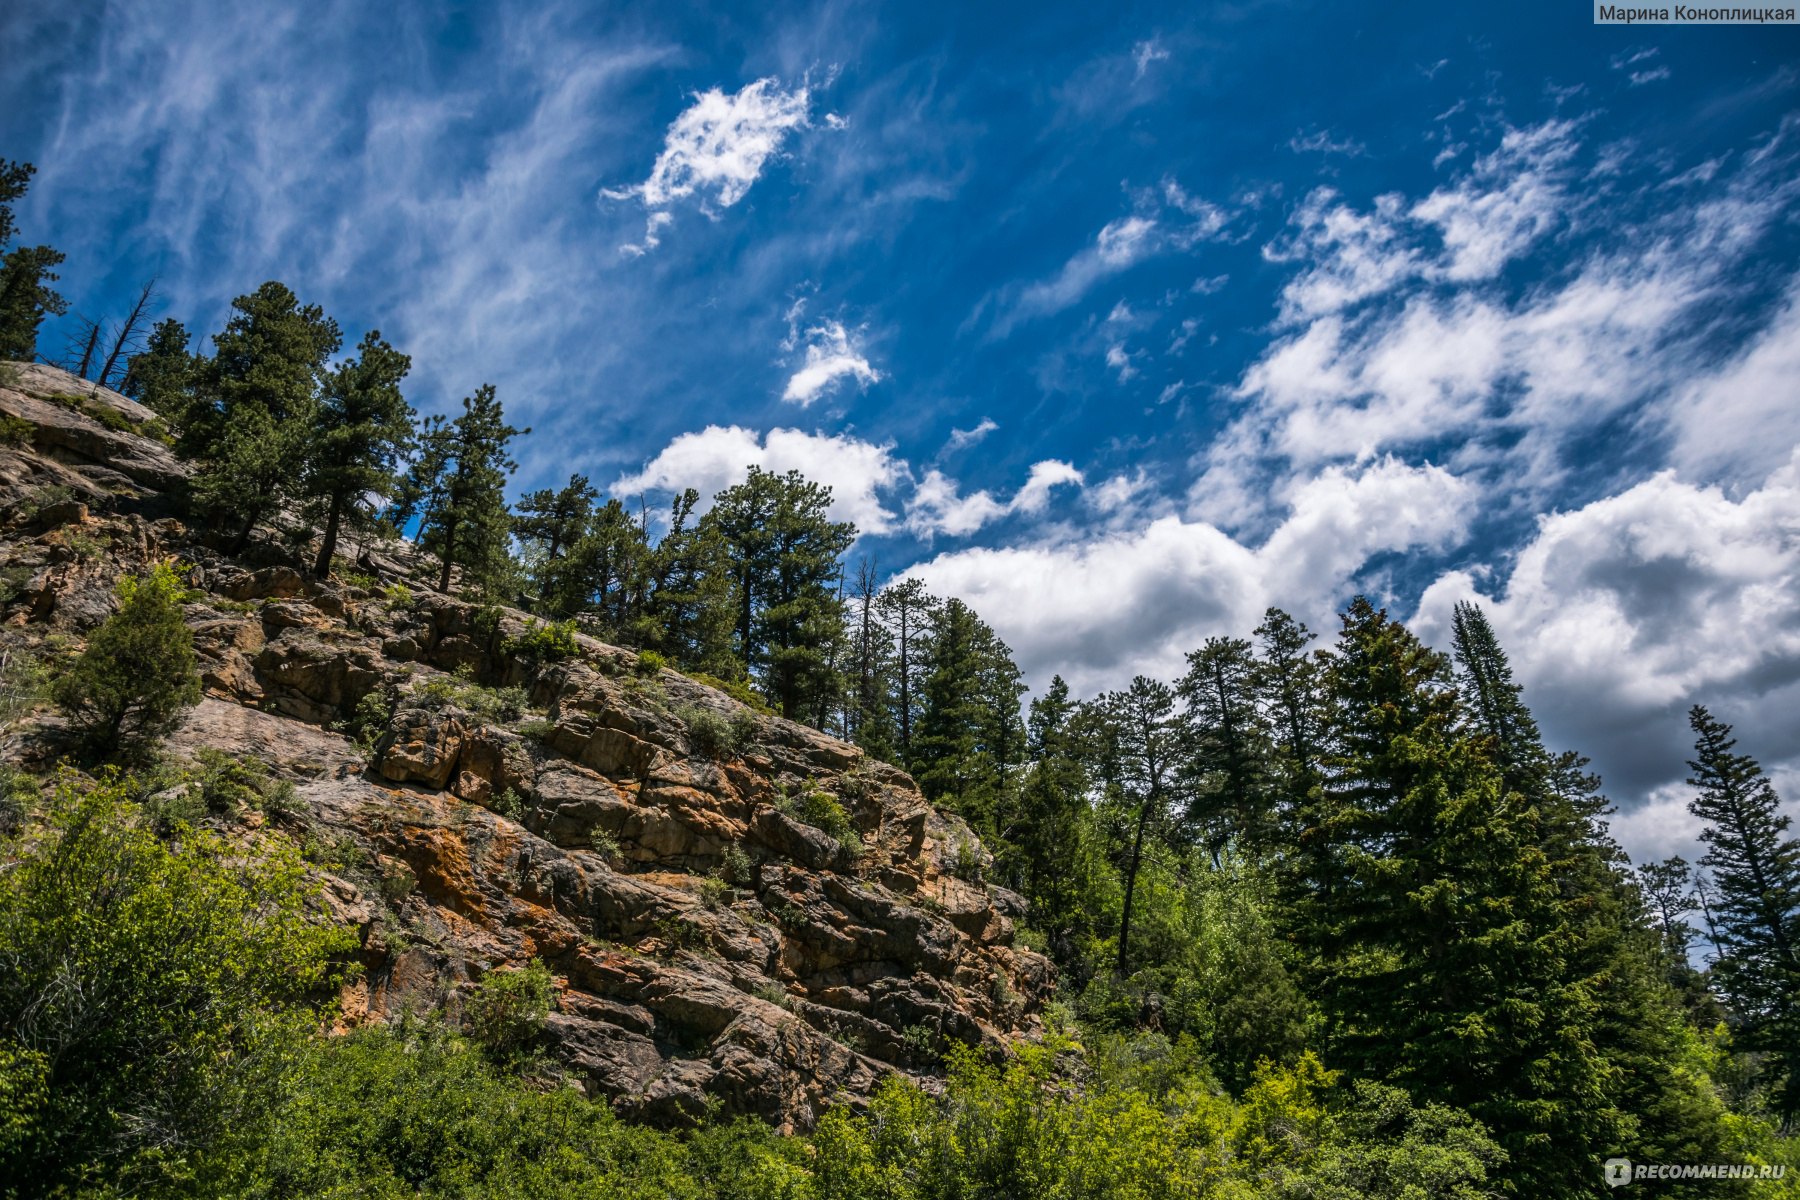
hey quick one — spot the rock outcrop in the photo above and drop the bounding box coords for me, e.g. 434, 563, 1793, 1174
0, 363, 1051, 1130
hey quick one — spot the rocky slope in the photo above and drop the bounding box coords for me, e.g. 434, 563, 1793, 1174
0, 362, 1051, 1130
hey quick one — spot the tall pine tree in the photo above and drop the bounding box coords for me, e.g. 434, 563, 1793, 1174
305, 330, 413, 577
417, 385, 525, 595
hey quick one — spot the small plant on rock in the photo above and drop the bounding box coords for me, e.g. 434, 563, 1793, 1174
463, 959, 554, 1063
53, 562, 201, 757
697, 873, 731, 910
503, 618, 578, 664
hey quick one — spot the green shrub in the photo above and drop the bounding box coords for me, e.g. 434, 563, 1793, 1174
697, 873, 731, 910
720, 841, 754, 886
0, 413, 33, 445
381, 580, 413, 608
409, 673, 528, 724
52, 562, 201, 756
192, 747, 301, 818
685, 670, 778, 716
518, 716, 556, 741
488, 786, 524, 822
0, 645, 49, 729
589, 825, 620, 861
0, 773, 350, 1195
777, 785, 858, 847
633, 648, 667, 677
344, 688, 394, 752
678, 704, 742, 759
504, 617, 579, 664
462, 959, 553, 1062
950, 836, 985, 883
0, 763, 37, 836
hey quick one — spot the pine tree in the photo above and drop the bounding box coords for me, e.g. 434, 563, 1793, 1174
305, 330, 413, 577
120, 318, 198, 421
638, 489, 735, 675
0, 161, 66, 362
843, 559, 899, 761
703, 468, 854, 718
384, 413, 451, 538
1180, 636, 1274, 858
1014, 676, 1105, 958
1686, 705, 1800, 1115
1637, 856, 1697, 964
186, 282, 340, 551
418, 385, 526, 595
514, 474, 597, 608
52, 562, 201, 754
1102, 675, 1183, 977
912, 598, 1024, 834
876, 578, 937, 768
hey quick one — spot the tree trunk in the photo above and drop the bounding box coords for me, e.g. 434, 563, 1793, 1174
313, 496, 343, 578
1117, 791, 1155, 977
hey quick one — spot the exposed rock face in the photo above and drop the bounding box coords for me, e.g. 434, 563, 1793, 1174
0, 362, 1051, 1131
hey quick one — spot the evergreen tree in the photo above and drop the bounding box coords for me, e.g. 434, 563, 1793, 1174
1179, 636, 1274, 858
912, 598, 1025, 836
1637, 856, 1698, 966
1013, 676, 1105, 959
637, 489, 736, 675
876, 577, 937, 768
186, 282, 340, 551
52, 562, 201, 754
418, 385, 526, 595
384, 413, 451, 538
843, 559, 899, 761
1101, 676, 1183, 977
514, 474, 596, 607
1686, 705, 1800, 1116
0, 161, 66, 362
703, 468, 854, 718
305, 330, 413, 577
120, 318, 198, 421
571, 497, 653, 635
1313, 597, 1627, 1197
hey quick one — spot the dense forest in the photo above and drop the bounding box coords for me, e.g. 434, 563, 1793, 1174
3, 157, 1799, 1198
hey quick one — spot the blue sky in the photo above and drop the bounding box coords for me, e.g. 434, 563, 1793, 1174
4, 0, 1800, 862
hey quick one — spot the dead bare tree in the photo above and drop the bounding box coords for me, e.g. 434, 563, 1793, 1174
96, 279, 157, 390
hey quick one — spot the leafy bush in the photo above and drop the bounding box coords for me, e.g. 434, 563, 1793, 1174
488, 786, 524, 822
589, 825, 621, 861
720, 841, 754, 886
678, 704, 743, 759
462, 959, 554, 1063
381, 580, 413, 607
409, 672, 528, 724
52, 562, 201, 755
0, 764, 36, 837
0, 646, 48, 729
504, 617, 579, 664
344, 687, 394, 752
698, 873, 731, 910
777, 785, 858, 847
192, 746, 301, 818
634, 648, 668, 677
685, 670, 779, 716
0, 773, 350, 1195
0, 414, 32, 445
950, 836, 986, 883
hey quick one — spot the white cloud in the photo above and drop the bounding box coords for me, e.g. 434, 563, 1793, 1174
1411, 454, 1800, 809
601, 77, 817, 253
1132, 38, 1170, 80
908, 458, 1470, 696
1105, 342, 1137, 382
1288, 128, 1367, 157
781, 321, 880, 406
612, 424, 903, 533
1004, 215, 1160, 328
906, 459, 1084, 537
945, 418, 998, 451
1662, 277, 1800, 486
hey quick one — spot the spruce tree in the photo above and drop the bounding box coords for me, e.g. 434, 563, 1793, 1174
1014, 676, 1105, 958
843, 559, 899, 761
53, 563, 201, 754
305, 330, 413, 577
912, 598, 1024, 833
876, 577, 937, 768
637, 489, 736, 675
1179, 636, 1274, 858
703, 468, 853, 718
418, 385, 526, 595
1314, 597, 1626, 1197
0, 161, 66, 362
1686, 705, 1800, 1115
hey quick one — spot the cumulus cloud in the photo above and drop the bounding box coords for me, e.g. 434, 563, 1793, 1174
906, 460, 1084, 537
612, 424, 903, 533
602, 77, 817, 254
908, 458, 1470, 696
1411, 454, 1800, 834
1662, 277, 1800, 486
782, 320, 881, 405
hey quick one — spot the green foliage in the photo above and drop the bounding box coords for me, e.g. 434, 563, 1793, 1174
678, 703, 746, 759
589, 825, 621, 860
504, 616, 579, 664
52, 562, 201, 755
0, 645, 49, 730
777, 784, 858, 847
0, 772, 351, 1196
409, 671, 529, 724
698, 873, 732, 910
345, 686, 394, 752
304, 328, 414, 577
413, 384, 526, 595
0, 765, 36, 837
191, 746, 302, 818
635, 647, 668, 676
381, 579, 413, 607
0, 414, 31, 445
720, 841, 754, 885
687, 670, 779, 715
462, 959, 554, 1063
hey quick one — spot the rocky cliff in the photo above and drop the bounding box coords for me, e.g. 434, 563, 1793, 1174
0, 362, 1051, 1131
